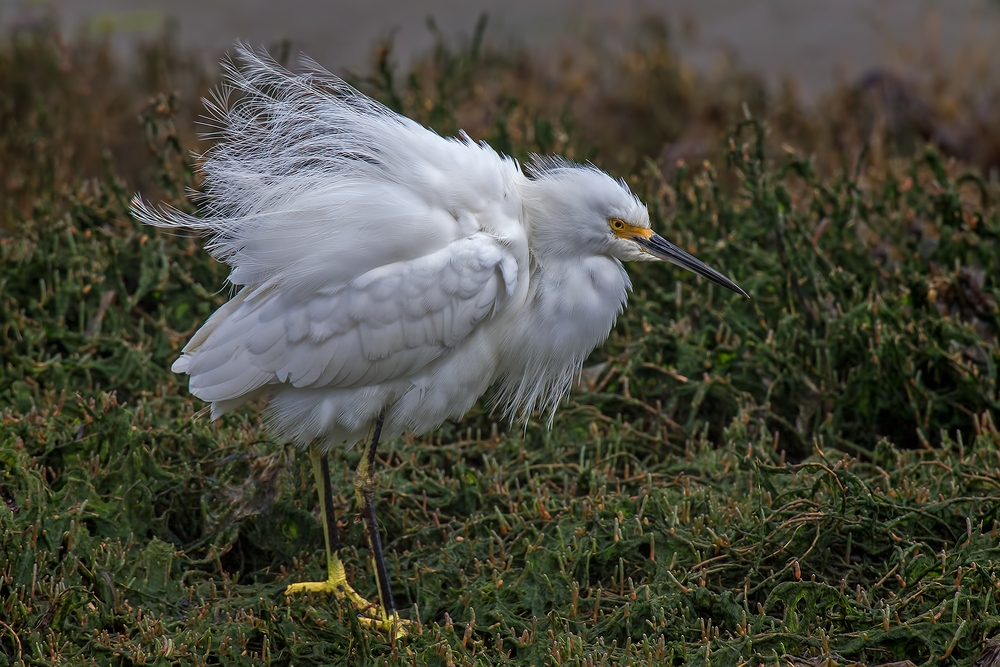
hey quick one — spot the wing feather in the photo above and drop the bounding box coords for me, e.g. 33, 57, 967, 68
176, 234, 517, 406
131, 45, 530, 418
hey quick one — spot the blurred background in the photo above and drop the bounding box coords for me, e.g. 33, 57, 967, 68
3, 0, 1000, 104
4, 0, 1000, 199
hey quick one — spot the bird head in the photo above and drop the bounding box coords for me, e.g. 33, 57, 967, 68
524, 158, 748, 297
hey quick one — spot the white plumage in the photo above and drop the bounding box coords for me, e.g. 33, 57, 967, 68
133, 45, 745, 451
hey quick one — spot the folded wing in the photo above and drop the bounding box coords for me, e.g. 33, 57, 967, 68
174, 233, 518, 411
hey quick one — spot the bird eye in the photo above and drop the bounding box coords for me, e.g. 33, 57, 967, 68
610, 218, 626, 231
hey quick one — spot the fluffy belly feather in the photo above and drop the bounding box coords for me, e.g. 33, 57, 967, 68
263, 327, 501, 450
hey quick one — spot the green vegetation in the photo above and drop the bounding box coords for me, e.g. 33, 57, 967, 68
2, 21, 999, 666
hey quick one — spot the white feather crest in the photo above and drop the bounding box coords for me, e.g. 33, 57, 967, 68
131, 43, 493, 296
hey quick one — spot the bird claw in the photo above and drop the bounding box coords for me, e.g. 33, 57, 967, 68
359, 610, 410, 640
283, 578, 410, 640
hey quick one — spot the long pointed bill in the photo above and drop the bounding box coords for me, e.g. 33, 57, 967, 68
637, 233, 749, 297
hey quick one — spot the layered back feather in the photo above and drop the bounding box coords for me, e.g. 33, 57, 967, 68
133, 44, 513, 297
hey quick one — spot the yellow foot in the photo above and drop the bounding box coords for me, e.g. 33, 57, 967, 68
283, 564, 410, 640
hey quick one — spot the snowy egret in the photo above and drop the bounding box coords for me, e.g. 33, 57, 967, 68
133, 45, 747, 639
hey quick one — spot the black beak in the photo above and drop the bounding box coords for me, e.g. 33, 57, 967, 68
637, 233, 749, 297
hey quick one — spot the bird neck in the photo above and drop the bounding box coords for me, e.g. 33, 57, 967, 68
495, 253, 631, 421
525, 254, 631, 347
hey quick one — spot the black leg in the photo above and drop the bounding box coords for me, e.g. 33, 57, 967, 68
354, 413, 396, 615
319, 453, 341, 553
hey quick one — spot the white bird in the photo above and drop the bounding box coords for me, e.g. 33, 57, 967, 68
133, 45, 746, 639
